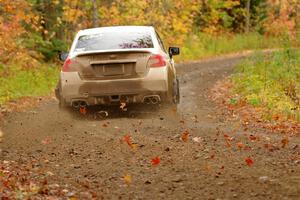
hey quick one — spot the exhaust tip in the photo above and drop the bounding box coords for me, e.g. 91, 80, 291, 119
144, 97, 151, 104
150, 96, 159, 104
72, 101, 87, 109
72, 101, 80, 108
79, 101, 87, 107
143, 95, 161, 105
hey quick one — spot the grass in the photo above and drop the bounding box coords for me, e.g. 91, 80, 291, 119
231, 49, 300, 121
0, 64, 59, 105
176, 32, 293, 62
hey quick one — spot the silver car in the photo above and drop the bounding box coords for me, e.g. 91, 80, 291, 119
56, 26, 180, 109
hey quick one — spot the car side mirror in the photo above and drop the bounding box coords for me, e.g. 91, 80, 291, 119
59, 52, 69, 62
169, 47, 180, 58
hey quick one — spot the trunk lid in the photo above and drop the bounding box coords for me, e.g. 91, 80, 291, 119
73, 50, 152, 80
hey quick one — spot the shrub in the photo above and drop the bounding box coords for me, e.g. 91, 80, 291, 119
232, 49, 300, 121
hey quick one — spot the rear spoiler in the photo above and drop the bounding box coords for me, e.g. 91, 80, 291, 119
74, 49, 153, 57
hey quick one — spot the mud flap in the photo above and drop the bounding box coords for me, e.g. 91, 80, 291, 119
173, 78, 180, 104
55, 81, 67, 109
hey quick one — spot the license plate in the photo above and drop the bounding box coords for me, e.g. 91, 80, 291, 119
94, 64, 125, 76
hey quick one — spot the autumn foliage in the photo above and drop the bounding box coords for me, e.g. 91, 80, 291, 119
1, 0, 300, 66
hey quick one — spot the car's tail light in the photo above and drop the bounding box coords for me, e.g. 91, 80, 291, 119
148, 54, 166, 68
62, 58, 72, 72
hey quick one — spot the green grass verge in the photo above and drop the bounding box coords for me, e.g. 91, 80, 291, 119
0, 64, 59, 105
176, 32, 292, 61
231, 49, 300, 121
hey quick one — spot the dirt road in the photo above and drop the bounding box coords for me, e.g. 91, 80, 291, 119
1, 56, 300, 200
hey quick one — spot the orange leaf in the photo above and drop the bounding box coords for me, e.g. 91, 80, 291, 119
281, 137, 289, 148
130, 144, 137, 150
181, 130, 189, 142
151, 156, 160, 166
249, 135, 257, 141
123, 134, 132, 146
225, 139, 231, 148
245, 157, 254, 166
102, 123, 108, 127
123, 174, 132, 184
237, 142, 244, 150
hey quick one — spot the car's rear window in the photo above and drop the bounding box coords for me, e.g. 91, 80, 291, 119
74, 31, 154, 52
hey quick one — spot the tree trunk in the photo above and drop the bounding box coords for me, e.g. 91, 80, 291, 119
245, 0, 251, 33
92, 0, 99, 28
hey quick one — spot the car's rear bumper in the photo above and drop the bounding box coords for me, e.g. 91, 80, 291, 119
60, 68, 169, 106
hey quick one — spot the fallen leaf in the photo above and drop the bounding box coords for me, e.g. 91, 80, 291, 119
192, 137, 202, 144
46, 171, 54, 176
102, 123, 108, 127
237, 142, 244, 150
225, 139, 231, 148
281, 137, 289, 148
249, 135, 258, 141
151, 156, 160, 166
181, 130, 189, 142
245, 157, 254, 166
131, 144, 138, 150
123, 134, 132, 146
123, 174, 132, 184
203, 164, 212, 172
41, 138, 51, 145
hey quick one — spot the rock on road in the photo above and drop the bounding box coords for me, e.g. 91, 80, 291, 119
1, 56, 300, 200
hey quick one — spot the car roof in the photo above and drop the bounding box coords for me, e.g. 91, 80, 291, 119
78, 26, 155, 36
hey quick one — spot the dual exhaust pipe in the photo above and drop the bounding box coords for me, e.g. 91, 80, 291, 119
72, 95, 161, 108
72, 101, 87, 109
143, 95, 161, 105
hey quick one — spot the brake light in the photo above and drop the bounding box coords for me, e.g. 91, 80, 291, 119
148, 54, 166, 68
62, 58, 71, 72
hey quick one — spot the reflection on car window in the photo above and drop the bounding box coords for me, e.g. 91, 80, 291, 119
75, 31, 154, 52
